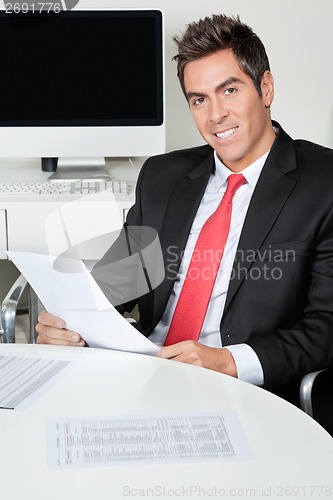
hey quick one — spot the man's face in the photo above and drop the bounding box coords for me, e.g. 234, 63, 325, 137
183, 49, 275, 171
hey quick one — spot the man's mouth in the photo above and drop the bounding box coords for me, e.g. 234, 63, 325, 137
215, 127, 238, 139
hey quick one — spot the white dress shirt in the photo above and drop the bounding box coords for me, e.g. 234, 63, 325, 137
149, 151, 270, 385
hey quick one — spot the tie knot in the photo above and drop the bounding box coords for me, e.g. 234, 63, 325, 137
226, 173, 246, 195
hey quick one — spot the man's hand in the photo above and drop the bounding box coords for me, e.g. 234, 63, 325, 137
36, 310, 86, 347
156, 340, 238, 377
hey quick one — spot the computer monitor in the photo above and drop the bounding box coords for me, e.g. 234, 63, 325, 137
0, 9, 165, 172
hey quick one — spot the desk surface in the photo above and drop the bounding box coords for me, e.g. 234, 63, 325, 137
0, 344, 332, 500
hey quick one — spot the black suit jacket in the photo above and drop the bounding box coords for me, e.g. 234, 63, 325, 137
94, 122, 333, 401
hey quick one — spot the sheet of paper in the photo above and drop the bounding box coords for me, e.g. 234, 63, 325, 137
7, 251, 159, 356
46, 412, 254, 467
0, 352, 72, 411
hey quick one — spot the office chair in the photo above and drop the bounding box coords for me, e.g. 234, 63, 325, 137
0, 274, 38, 343
300, 370, 326, 417
300, 368, 333, 437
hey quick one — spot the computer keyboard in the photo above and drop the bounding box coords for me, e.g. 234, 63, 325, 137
0, 179, 133, 196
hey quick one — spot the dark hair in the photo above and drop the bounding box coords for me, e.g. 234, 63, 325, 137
173, 14, 270, 97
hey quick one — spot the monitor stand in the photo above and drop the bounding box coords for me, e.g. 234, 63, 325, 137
42, 157, 111, 182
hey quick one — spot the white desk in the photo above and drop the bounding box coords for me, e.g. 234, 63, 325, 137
0, 344, 332, 500
0, 159, 136, 261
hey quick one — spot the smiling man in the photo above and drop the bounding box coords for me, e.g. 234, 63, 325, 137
184, 49, 276, 172
37, 14, 333, 417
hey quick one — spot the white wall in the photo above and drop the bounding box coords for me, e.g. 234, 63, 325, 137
79, 0, 333, 151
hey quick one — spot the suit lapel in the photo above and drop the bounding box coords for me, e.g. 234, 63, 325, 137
150, 122, 299, 329
152, 154, 215, 325
224, 125, 298, 313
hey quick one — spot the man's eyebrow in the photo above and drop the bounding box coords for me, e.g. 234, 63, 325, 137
216, 77, 245, 91
186, 90, 207, 101
186, 77, 245, 101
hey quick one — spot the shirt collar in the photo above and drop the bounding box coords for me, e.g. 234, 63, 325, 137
213, 150, 269, 192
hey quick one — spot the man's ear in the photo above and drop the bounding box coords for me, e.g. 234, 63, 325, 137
261, 70, 274, 108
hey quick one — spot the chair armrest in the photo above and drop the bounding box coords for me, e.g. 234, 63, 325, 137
299, 369, 327, 417
28, 286, 39, 343
1, 274, 28, 343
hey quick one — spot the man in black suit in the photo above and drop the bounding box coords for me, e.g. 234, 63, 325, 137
37, 15, 333, 410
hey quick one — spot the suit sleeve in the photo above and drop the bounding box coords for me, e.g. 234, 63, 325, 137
247, 202, 333, 389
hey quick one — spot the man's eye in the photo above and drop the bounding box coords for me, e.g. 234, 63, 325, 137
193, 97, 205, 106
225, 87, 236, 95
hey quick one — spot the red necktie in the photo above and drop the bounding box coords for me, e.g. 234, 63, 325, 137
164, 173, 246, 346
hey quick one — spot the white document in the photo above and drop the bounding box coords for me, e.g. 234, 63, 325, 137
0, 353, 72, 411
46, 412, 255, 467
7, 251, 159, 356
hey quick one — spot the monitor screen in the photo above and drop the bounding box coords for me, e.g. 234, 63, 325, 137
0, 9, 165, 168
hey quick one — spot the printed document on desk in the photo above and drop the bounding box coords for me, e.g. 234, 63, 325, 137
7, 251, 159, 355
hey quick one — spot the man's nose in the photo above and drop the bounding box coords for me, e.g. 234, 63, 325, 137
209, 97, 228, 123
